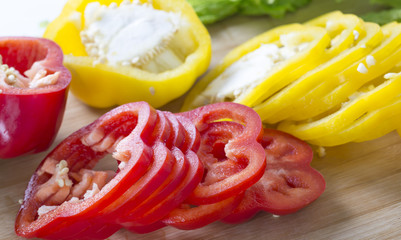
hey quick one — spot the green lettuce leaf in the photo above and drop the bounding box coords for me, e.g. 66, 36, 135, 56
238, 0, 311, 18
186, 0, 241, 24
369, 0, 401, 8
186, 0, 311, 24
362, 8, 401, 25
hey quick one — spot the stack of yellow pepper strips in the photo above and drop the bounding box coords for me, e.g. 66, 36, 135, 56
183, 11, 401, 147
44, 0, 211, 108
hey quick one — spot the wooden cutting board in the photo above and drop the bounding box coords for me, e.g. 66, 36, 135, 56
1, 1, 401, 239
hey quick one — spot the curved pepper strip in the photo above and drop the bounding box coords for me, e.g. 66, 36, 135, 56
119, 116, 202, 226
181, 23, 330, 111
162, 194, 243, 230
255, 21, 383, 123
286, 22, 401, 122
308, 72, 401, 146
222, 127, 325, 224
15, 102, 159, 239
44, 0, 211, 108
119, 149, 200, 227
118, 113, 203, 228
92, 111, 178, 222
305, 11, 366, 59
278, 70, 401, 141
178, 102, 266, 204
0, 37, 71, 158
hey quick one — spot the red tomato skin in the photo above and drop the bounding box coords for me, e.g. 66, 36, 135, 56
0, 37, 70, 158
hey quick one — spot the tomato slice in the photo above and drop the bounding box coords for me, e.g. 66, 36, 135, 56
223, 128, 326, 224
15, 102, 159, 239
178, 102, 266, 204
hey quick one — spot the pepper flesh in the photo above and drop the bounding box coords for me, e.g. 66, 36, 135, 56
306, 71, 401, 146
44, 0, 211, 108
255, 21, 383, 123
0, 37, 71, 158
181, 23, 330, 111
278, 70, 401, 141
274, 22, 401, 123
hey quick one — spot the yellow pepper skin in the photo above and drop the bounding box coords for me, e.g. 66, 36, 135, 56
304, 11, 366, 58
284, 22, 401, 122
44, 0, 211, 108
255, 21, 384, 123
277, 71, 401, 142
181, 23, 330, 111
309, 97, 401, 146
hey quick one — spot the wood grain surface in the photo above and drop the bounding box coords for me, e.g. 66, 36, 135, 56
1, 1, 401, 239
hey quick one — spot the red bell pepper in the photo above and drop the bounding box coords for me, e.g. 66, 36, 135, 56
162, 194, 244, 230
223, 128, 326, 224
0, 37, 71, 158
178, 102, 266, 205
121, 112, 203, 228
15, 100, 325, 238
15, 102, 160, 239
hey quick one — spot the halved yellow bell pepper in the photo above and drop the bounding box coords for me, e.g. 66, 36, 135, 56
255, 21, 383, 123
44, 0, 211, 108
181, 23, 330, 111
277, 70, 401, 141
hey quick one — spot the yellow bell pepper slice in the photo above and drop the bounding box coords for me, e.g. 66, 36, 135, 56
306, 71, 401, 146
305, 11, 365, 58
44, 0, 211, 108
277, 71, 401, 141
255, 21, 383, 123
286, 22, 401, 122
181, 23, 330, 111
310, 98, 401, 146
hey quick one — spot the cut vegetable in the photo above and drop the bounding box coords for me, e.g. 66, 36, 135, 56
0, 37, 70, 158
44, 0, 211, 108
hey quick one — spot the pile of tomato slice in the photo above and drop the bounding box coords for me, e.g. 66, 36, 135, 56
15, 102, 325, 240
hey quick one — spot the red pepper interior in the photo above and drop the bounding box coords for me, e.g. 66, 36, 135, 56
0, 39, 47, 74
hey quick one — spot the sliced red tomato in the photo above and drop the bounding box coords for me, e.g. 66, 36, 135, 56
177, 102, 266, 205
0, 37, 71, 158
223, 128, 326, 224
15, 102, 160, 239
